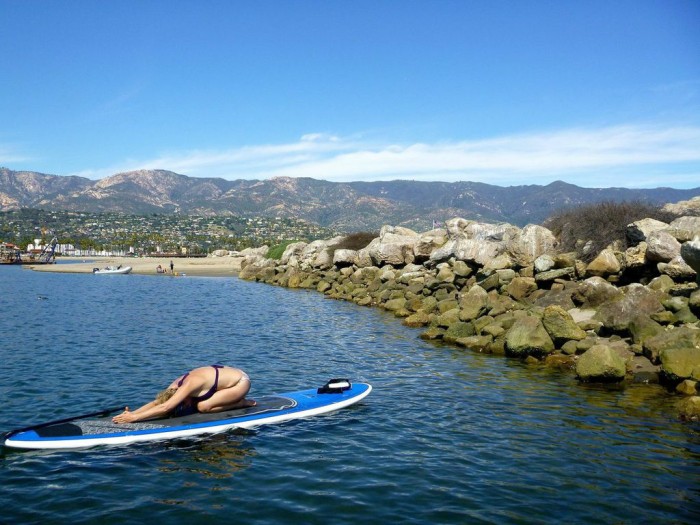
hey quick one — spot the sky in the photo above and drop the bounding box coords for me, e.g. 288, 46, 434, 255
1, 0, 699, 188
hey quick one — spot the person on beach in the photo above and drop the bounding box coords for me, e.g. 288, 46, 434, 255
170, 260, 174, 273
112, 365, 255, 424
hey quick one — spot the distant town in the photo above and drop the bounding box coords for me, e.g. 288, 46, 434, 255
0, 209, 338, 256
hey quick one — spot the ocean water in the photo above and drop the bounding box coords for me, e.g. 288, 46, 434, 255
0, 265, 698, 524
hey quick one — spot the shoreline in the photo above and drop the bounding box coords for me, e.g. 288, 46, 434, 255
26, 256, 243, 277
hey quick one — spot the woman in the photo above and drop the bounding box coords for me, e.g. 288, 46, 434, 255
112, 365, 255, 424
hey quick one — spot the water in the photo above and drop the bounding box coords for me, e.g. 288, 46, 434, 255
1, 265, 698, 524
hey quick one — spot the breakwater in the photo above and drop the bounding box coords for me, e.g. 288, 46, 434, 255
228, 216, 700, 420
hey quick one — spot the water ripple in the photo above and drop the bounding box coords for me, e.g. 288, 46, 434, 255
1, 268, 699, 523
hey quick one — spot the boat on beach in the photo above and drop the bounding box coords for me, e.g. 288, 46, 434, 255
0, 237, 58, 265
93, 265, 132, 275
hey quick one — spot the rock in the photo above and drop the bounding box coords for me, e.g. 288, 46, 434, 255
623, 242, 647, 269
680, 237, 700, 275
676, 379, 698, 396
594, 284, 664, 333
430, 219, 520, 267
659, 346, 700, 383
628, 316, 664, 345
495, 269, 517, 284
403, 311, 432, 327
436, 264, 455, 283
413, 229, 448, 261
648, 275, 675, 293
663, 198, 700, 218
455, 335, 492, 351
436, 308, 461, 328
690, 289, 700, 313
452, 260, 473, 277
458, 285, 489, 321
505, 316, 555, 357
586, 248, 621, 277
363, 226, 418, 267
506, 277, 538, 300
507, 224, 558, 267
532, 289, 576, 310
478, 272, 500, 292
420, 326, 445, 340
553, 252, 577, 269
645, 230, 682, 263
658, 255, 697, 281
545, 354, 576, 370
332, 249, 358, 267
643, 326, 700, 363
534, 267, 575, 283
443, 321, 476, 344
541, 305, 587, 346
534, 254, 555, 273
626, 218, 669, 245
576, 344, 627, 382
667, 216, 700, 242
280, 242, 308, 265
678, 396, 700, 421
627, 355, 660, 383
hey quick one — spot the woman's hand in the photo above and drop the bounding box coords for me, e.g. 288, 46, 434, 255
112, 407, 136, 424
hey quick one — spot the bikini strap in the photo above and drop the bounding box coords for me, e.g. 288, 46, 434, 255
177, 372, 189, 387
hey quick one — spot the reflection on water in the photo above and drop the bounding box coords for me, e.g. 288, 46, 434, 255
157, 431, 257, 480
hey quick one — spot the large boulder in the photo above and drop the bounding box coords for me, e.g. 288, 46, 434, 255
505, 316, 555, 357
362, 226, 418, 267
506, 276, 538, 301
430, 219, 520, 267
413, 228, 448, 261
308, 237, 345, 269
658, 255, 697, 281
458, 284, 489, 321
626, 218, 669, 245
586, 248, 621, 277
594, 284, 665, 333
659, 346, 700, 383
645, 230, 681, 263
680, 237, 700, 275
576, 344, 627, 382
667, 216, 700, 242
572, 277, 622, 308
541, 305, 587, 346
332, 249, 358, 267
643, 326, 700, 363
280, 241, 308, 265
678, 396, 700, 421
506, 224, 557, 267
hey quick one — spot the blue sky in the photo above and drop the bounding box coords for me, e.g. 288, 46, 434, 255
1, 0, 699, 188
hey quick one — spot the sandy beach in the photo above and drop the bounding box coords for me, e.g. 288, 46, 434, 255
27, 256, 243, 277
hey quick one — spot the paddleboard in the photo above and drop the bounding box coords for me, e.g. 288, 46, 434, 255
3, 379, 371, 450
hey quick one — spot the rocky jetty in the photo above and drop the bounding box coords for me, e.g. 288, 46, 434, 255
232, 216, 700, 421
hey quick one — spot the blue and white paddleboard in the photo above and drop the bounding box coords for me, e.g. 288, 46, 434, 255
3, 380, 371, 450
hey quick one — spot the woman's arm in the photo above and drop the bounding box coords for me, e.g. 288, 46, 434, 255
112, 375, 204, 423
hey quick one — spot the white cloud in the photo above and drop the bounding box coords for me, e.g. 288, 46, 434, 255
0, 145, 32, 166
76, 124, 700, 188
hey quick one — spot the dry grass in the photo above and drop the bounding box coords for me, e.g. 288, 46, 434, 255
544, 201, 676, 261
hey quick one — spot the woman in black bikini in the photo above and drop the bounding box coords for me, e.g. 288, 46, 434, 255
112, 365, 255, 424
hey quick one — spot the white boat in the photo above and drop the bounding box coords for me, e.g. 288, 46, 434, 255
93, 265, 132, 275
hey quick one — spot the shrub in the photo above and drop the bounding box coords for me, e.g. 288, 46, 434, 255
326, 231, 378, 261
334, 232, 378, 251
266, 240, 303, 260
544, 201, 677, 261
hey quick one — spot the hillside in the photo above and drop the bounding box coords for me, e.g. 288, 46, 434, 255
2, 167, 699, 231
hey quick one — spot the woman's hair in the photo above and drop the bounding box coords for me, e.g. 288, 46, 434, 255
155, 388, 177, 405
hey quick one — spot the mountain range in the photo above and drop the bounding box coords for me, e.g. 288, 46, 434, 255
2, 167, 699, 232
